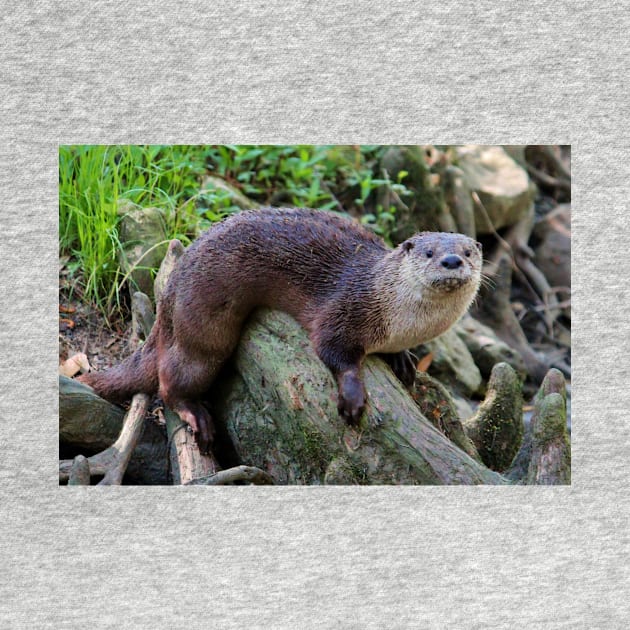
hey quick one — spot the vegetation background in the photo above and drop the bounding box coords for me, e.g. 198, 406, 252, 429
59, 145, 411, 321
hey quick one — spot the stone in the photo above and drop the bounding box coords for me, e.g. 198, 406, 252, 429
117, 201, 168, 300
455, 145, 534, 233
456, 316, 527, 383
420, 327, 483, 398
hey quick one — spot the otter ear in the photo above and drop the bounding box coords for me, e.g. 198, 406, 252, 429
402, 240, 414, 253
475, 241, 483, 251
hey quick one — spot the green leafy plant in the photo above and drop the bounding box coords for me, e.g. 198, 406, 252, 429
60, 145, 412, 319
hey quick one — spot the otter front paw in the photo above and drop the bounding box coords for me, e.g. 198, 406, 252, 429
336, 370, 367, 425
380, 350, 418, 389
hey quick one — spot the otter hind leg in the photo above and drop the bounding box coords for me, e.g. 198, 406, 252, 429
158, 341, 232, 454
379, 350, 418, 389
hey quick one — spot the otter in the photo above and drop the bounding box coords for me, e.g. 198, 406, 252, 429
79, 207, 482, 453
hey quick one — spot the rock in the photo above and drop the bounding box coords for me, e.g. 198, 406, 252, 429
455, 145, 534, 233
457, 316, 527, 383
154, 239, 184, 304
419, 328, 483, 398
462, 363, 524, 472
117, 201, 168, 300
532, 203, 571, 290
202, 175, 259, 211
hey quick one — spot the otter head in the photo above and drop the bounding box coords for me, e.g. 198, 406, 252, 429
396, 232, 482, 300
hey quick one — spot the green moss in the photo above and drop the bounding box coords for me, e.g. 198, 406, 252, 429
532, 393, 567, 448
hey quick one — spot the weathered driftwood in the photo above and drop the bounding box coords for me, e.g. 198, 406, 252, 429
472, 255, 549, 383
60, 393, 150, 485
213, 308, 507, 485
154, 239, 184, 304
67, 455, 90, 486
130, 291, 155, 347
59, 375, 168, 484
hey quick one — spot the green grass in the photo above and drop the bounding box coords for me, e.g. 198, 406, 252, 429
59, 145, 412, 320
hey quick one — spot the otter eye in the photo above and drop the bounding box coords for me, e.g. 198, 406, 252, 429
464, 249, 471, 257
425, 250, 433, 258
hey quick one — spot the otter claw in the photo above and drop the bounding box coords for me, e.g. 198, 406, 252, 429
174, 402, 215, 455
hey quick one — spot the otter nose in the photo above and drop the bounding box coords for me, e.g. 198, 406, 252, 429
440, 254, 463, 270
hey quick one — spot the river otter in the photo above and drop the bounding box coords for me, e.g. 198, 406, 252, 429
79, 207, 482, 453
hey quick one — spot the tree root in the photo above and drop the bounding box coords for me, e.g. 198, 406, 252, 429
60, 393, 150, 485
184, 465, 274, 485
463, 362, 523, 472
507, 368, 569, 484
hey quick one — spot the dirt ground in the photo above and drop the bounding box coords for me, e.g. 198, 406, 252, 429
59, 256, 132, 376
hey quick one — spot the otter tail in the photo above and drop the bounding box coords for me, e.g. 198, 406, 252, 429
78, 334, 159, 403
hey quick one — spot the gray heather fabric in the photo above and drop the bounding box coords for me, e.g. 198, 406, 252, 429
0, 1, 627, 627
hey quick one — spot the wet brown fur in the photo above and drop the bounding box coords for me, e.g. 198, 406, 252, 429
80, 208, 481, 451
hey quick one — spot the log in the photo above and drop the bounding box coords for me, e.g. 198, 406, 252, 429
213, 309, 507, 485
